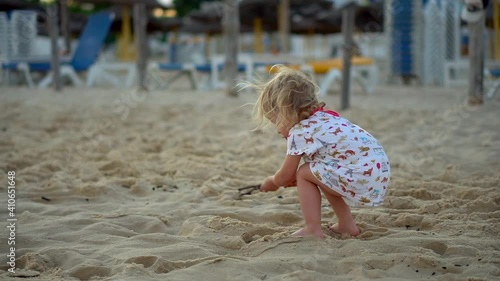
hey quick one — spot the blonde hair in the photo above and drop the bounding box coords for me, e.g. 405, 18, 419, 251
252, 65, 325, 130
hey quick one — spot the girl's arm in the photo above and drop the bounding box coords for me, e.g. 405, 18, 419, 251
260, 154, 302, 192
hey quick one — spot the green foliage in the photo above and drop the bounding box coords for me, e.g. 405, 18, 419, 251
21, 0, 213, 17
173, 0, 218, 17
21, 0, 55, 6
21, 0, 45, 4
67, 3, 111, 15
21, 0, 110, 14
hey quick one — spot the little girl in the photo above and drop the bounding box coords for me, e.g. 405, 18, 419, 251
252, 66, 390, 238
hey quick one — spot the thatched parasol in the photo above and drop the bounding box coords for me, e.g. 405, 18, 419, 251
0, 0, 43, 11
73, 0, 171, 8
315, 3, 383, 33
147, 16, 183, 33
179, 17, 253, 34
179, 18, 222, 34
182, 0, 337, 34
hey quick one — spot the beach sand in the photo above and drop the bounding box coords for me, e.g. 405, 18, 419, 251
0, 83, 499, 281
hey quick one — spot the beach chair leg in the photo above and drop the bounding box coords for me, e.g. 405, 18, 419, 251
210, 60, 219, 90
39, 67, 83, 88
486, 80, 500, 99
102, 71, 122, 87
353, 71, 369, 95
86, 65, 99, 87
243, 59, 254, 93
62, 66, 83, 87
197, 73, 211, 90
146, 63, 163, 89
366, 65, 378, 94
3, 69, 10, 86
210, 57, 226, 90
187, 70, 199, 90
38, 72, 53, 88
17, 63, 34, 88
319, 69, 341, 96
86, 65, 119, 87
352, 67, 377, 95
163, 71, 186, 90
125, 66, 137, 88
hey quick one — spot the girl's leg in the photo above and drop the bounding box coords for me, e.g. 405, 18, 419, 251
292, 164, 326, 238
299, 164, 359, 236
320, 191, 360, 236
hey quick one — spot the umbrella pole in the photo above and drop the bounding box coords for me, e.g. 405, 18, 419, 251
279, 0, 290, 53
467, 12, 485, 105
118, 6, 135, 61
223, 0, 239, 97
205, 32, 211, 59
47, 3, 62, 91
340, 5, 355, 110
494, 0, 499, 61
60, 0, 70, 55
133, 3, 148, 91
254, 18, 263, 53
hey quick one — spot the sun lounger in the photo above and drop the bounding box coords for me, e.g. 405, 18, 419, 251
148, 62, 200, 90
261, 56, 378, 96
1, 11, 114, 88
310, 56, 378, 96
150, 58, 249, 91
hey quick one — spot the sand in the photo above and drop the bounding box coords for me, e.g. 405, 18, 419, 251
0, 82, 499, 281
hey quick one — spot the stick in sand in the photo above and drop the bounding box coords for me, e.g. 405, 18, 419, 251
236, 185, 261, 200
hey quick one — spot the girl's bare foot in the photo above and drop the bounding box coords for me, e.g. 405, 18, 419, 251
330, 223, 360, 236
292, 227, 326, 238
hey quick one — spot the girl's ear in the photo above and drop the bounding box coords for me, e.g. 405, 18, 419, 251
299, 110, 310, 120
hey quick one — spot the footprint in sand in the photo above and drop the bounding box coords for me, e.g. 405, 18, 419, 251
68, 265, 112, 280
409, 188, 440, 200
126, 255, 224, 274
16, 253, 54, 272
357, 225, 391, 240
98, 160, 139, 177
241, 227, 282, 243
420, 241, 448, 256
125, 256, 159, 268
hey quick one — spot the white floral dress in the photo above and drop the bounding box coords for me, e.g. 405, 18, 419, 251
287, 111, 390, 207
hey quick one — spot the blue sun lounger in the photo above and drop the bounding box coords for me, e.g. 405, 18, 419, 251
1, 11, 114, 88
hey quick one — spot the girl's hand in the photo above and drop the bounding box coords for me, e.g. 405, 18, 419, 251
259, 176, 279, 192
